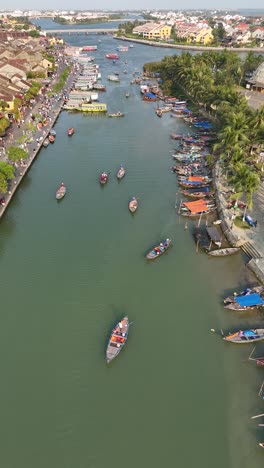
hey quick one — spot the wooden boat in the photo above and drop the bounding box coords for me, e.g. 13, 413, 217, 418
106, 316, 129, 364
224, 286, 264, 304
93, 83, 106, 91
129, 197, 138, 213
43, 139, 49, 148
259, 443, 264, 449
117, 165, 126, 179
181, 188, 214, 199
146, 239, 172, 260
208, 248, 240, 257
49, 128, 56, 137
56, 182, 66, 200
224, 292, 264, 311
105, 53, 119, 59
48, 135, 55, 143
99, 172, 109, 185
156, 109, 162, 118
125, 92, 130, 98
108, 112, 124, 118
107, 75, 120, 82
68, 127, 75, 136
223, 329, 264, 343
180, 199, 216, 217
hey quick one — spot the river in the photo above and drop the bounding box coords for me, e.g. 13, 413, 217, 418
0, 23, 263, 468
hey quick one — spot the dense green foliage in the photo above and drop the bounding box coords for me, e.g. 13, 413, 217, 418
7, 146, 28, 162
52, 66, 71, 93
144, 50, 264, 208
0, 117, 10, 136
24, 81, 42, 101
0, 161, 15, 193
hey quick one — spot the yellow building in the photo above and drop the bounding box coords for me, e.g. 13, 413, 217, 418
133, 23, 171, 40
187, 27, 213, 45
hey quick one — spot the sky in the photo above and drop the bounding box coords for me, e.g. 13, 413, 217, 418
4, 1, 264, 11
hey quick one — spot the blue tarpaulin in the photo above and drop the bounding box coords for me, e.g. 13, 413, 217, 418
144, 92, 156, 98
236, 293, 264, 307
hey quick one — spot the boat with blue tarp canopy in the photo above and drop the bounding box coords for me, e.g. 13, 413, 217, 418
224, 292, 264, 311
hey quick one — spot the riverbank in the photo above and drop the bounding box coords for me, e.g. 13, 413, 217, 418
115, 35, 264, 53
0, 65, 75, 220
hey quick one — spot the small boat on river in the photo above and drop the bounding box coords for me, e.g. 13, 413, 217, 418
180, 199, 216, 217
224, 292, 264, 311
125, 92, 130, 98
108, 112, 124, 118
223, 329, 264, 344
208, 248, 240, 257
106, 53, 119, 59
43, 139, 49, 148
56, 182, 66, 200
107, 75, 120, 82
106, 316, 129, 364
117, 165, 126, 179
48, 135, 55, 143
99, 172, 109, 185
259, 443, 264, 449
146, 239, 172, 260
68, 127, 75, 136
50, 128, 56, 137
224, 286, 264, 304
129, 197, 138, 213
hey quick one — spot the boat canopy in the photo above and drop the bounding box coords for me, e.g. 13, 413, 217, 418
236, 293, 264, 307
188, 176, 204, 182
187, 187, 209, 193
206, 226, 222, 243
183, 199, 208, 213
144, 92, 156, 98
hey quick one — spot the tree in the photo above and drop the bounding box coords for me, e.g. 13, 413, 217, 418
0, 173, 8, 194
0, 100, 8, 111
0, 117, 10, 136
0, 161, 15, 180
29, 30, 40, 38
7, 146, 28, 162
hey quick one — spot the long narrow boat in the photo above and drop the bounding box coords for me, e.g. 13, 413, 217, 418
208, 248, 240, 257
99, 172, 109, 185
108, 112, 124, 117
259, 443, 264, 449
180, 199, 216, 217
224, 292, 264, 311
56, 182, 66, 200
224, 286, 264, 304
146, 239, 172, 260
117, 165, 126, 179
106, 316, 129, 364
68, 127, 75, 136
181, 188, 214, 199
223, 329, 264, 343
128, 197, 138, 213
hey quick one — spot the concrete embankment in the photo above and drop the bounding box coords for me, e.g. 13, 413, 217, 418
115, 35, 264, 54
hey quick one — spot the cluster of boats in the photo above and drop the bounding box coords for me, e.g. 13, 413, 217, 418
99, 166, 139, 214
43, 128, 56, 147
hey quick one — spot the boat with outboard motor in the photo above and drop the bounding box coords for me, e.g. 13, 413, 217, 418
129, 197, 138, 213
117, 165, 126, 179
56, 182, 66, 200
106, 316, 129, 364
146, 239, 172, 260
223, 329, 264, 343
99, 172, 109, 185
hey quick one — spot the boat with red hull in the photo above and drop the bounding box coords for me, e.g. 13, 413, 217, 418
99, 172, 109, 185
68, 127, 75, 136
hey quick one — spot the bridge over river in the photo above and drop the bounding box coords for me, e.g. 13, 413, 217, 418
45, 28, 118, 34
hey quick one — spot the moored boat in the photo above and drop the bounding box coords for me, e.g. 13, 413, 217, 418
106, 316, 129, 364
146, 239, 172, 260
224, 286, 264, 304
223, 329, 264, 343
48, 135, 55, 143
68, 127, 75, 136
125, 92, 130, 98
43, 139, 49, 148
117, 165, 126, 179
224, 292, 264, 311
259, 443, 264, 449
99, 172, 109, 185
49, 128, 56, 137
180, 199, 216, 217
107, 75, 120, 82
129, 197, 138, 213
56, 182, 66, 200
208, 247, 240, 257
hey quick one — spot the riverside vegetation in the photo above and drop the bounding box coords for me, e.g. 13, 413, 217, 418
144, 50, 264, 212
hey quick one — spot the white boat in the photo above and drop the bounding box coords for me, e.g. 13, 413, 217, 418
107, 75, 120, 82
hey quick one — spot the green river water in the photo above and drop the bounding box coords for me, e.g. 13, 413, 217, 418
0, 27, 263, 468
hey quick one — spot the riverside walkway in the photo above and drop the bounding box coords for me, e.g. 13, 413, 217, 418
0, 63, 75, 220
